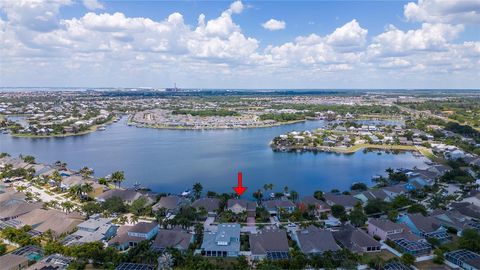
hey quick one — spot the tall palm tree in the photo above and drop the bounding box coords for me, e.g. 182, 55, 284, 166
79, 167, 94, 179
81, 183, 94, 198
290, 190, 299, 202
193, 182, 203, 199
69, 185, 82, 200
130, 215, 139, 224
111, 171, 125, 188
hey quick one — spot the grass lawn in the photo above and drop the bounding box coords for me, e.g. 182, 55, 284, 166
415, 260, 454, 270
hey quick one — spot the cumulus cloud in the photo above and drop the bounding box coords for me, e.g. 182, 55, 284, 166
262, 19, 286, 31
83, 0, 104, 10
0, 0, 478, 88
404, 0, 480, 24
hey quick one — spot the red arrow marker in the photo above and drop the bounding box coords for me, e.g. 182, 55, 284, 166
233, 171, 247, 196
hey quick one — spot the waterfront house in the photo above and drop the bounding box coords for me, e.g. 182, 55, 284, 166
151, 228, 193, 252
109, 221, 159, 251
398, 213, 451, 242
445, 249, 480, 270
462, 191, 480, 208
381, 184, 408, 200
293, 225, 340, 255
368, 218, 405, 241
227, 199, 256, 217
333, 224, 381, 253
249, 229, 289, 261
64, 215, 117, 245
152, 196, 187, 214
0, 254, 29, 270
262, 198, 296, 216
96, 189, 144, 205
324, 193, 360, 211
298, 196, 331, 216
191, 197, 221, 216
354, 189, 390, 204
201, 223, 240, 258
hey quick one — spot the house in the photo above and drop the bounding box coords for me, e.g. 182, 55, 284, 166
96, 189, 144, 205
293, 225, 340, 255
191, 198, 221, 215
324, 193, 360, 211
262, 199, 296, 215
354, 190, 390, 204
367, 218, 405, 241
109, 222, 159, 251
201, 223, 240, 257
430, 209, 480, 235
61, 176, 105, 198
445, 249, 480, 270
151, 229, 193, 252
298, 196, 331, 216
451, 202, 480, 220
0, 191, 42, 221
381, 184, 408, 200
15, 209, 84, 236
64, 215, 117, 245
152, 196, 187, 214
398, 213, 451, 243
249, 229, 289, 260
0, 254, 29, 270
26, 253, 72, 270
333, 224, 381, 253
462, 191, 480, 208
227, 199, 256, 217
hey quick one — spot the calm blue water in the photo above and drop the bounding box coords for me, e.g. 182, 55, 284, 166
0, 117, 427, 197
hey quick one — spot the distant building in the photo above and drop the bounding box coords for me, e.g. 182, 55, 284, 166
398, 213, 451, 243
201, 223, 240, 257
152, 196, 187, 214
191, 198, 221, 216
262, 199, 296, 215
227, 199, 256, 217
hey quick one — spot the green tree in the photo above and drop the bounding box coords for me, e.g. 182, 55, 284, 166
110, 171, 125, 188
193, 182, 203, 199
349, 203, 367, 227
459, 229, 480, 253
401, 253, 416, 265
331, 204, 346, 219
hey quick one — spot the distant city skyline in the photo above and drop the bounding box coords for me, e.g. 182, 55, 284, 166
1, 0, 479, 89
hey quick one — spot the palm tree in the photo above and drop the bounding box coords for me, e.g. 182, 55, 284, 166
81, 183, 94, 198
48, 200, 59, 209
79, 166, 94, 179
130, 215, 139, 224
50, 170, 62, 187
284, 186, 289, 194
193, 182, 203, 199
253, 189, 263, 203
61, 201, 74, 213
111, 171, 125, 188
69, 185, 82, 200
290, 190, 299, 202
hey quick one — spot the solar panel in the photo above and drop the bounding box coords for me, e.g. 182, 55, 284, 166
266, 251, 289, 260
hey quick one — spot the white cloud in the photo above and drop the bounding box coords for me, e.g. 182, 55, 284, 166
325, 19, 367, 48
83, 0, 104, 10
0, 0, 478, 88
229, 1, 244, 14
404, 0, 480, 24
262, 19, 286, 31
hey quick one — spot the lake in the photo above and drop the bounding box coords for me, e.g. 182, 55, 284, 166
0, 117, 428, 198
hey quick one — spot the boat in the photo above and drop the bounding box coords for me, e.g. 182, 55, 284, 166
181, 189, 192, 197
98, 126, 106, 131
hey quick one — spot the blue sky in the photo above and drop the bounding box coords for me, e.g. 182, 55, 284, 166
0, 0, 479, 89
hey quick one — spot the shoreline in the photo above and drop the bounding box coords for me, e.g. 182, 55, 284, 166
9, 115, 118, 139
127, 115, 307, 130
272, 143, 435, 159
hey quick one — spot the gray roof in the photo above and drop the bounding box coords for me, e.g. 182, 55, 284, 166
191, 197, 220, 213
301, 196, 330, 210
296, 225, 340, 254
324, 193, 359, 208
407, 213, 441, 233
152, 229, 192, 251
153, 196, 183, 211
201, 223, 240, 252
0, 254, 28, 270
333, 224, 380, 252
77, 216, 113, 231
369, 218, 404, 232
227, 199, 256, 211
249, 229, 289, 255
451, 202, 480, 220
130, 221, 158, 234
0, 200, 42, 220
263, 199, 295, 211
98, 189, 141, 201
